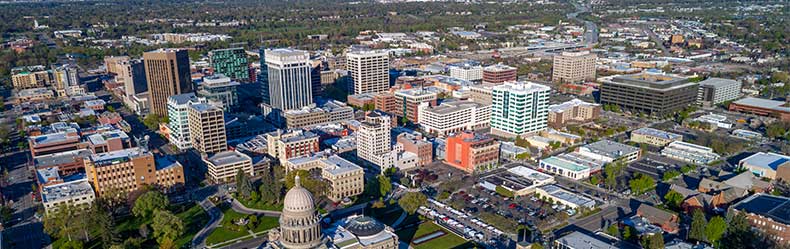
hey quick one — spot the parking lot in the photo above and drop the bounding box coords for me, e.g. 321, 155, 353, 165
420, 199, 509, 248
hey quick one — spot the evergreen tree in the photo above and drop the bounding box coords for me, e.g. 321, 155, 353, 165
689, 209, 708, 242
236, 168, 253, 200
705, 216, 727, 245
378, 174, 392, 197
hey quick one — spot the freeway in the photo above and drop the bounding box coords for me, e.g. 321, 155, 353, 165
567, 0, 599, 45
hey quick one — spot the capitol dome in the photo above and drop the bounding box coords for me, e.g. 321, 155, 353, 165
344, 216, 386, 237
283, 176, 316, 213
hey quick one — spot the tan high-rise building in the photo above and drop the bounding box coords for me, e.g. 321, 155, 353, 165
104, 56, 130, 76
84, 147, 185, 196
143, 49, 193, 116
347, 50, 390, 94
356, 112, 391, 166
12, 66, 52, 90
188, 103, 227, 154
552, 51, 597, 83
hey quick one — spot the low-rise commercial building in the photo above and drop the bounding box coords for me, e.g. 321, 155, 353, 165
630, 127, 683, 147
204, 150, 254, 183
33, 149, 92, 176
553, 231, 617, 249
41, 176, 95, 214
577, 140, 640, 163
284, 154, 364, 202
84, 147, 185, 196
728, 97, 790, 121
600, 73, 698, 116
480, 165, 554, 196
16, 87, 55, 103
537, 184, 596, 209
731, 194, 790, 243
548, 99, 600, 128
284, 101, 354, 129
265, 129, 320, 164
392, 88, 438, 123
396, 133, 433, 167
29, 131, 86, 157
86, 129, 133, 153
697, 78, 741, 108
445, 131, 500, 174
661, 141, 720, 165
739, 152, 790, 181
538, 152, 604, 180
482, 64, 517, 84
417, 100, 491, 137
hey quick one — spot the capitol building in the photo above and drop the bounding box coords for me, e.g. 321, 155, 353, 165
266, 176, 398, 249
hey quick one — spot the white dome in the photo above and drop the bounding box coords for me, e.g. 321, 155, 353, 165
283, 176, 316, 213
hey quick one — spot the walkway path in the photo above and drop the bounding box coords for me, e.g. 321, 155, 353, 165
390, 210, 409, 228
230, 198, 282, 217
192, 198, 223, 249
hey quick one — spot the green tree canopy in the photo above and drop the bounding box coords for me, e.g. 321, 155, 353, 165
285, 169, 327, 196
689, 209, 708, 242
151, 210, 184, 245
236, 168, 253, 200
378, 174, 392, 197
132, 190, 169, 218
398, 192, 427, 214
664, 190, 684, 210
629, 173, 655, 195
705, 216, 727, 244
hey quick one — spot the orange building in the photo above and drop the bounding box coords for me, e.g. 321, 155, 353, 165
445, 132, 500, 174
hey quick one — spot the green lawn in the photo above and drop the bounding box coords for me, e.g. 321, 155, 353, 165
52, 203, 208, 249
237, 198, 284, 211
397, 222, 473, 249
205, 204, 279, 246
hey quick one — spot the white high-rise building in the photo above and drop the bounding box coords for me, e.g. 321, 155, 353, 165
264, 48, 313, 111
166, 93, 206, 150
347, 50, 390, 94
491, 81, 551, 138
356, 112, 391, 167
449, 63, 483, 81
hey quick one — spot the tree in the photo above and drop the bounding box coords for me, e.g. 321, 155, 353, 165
705, 216, 727, 245
285, 170, 327, 196
604, 162, 624, 190
0, 205, 12, 223
629, 173, 655, 195
590, 175, 601, 186
663, 190, 684, 210
132, 191, 168, 218
142, 114, 163, 130
43, 205, 77, 241
398, 192, 427, 214
641, 233, 664, 249
662, 170, 681, 181
235, 169, 253, 200
689, 209, 708, 242
60, 240, 85, 249
606, 224, 620, 238
158, 238, 176, 249
151, 210, 184, 245
378, 174, 392, 197
106, 105, 116, 112
529, 243, 544, 249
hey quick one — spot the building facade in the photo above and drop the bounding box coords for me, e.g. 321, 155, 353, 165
204, 150, 254, 183
697, 78, 741, 108
630, 127, 683, 147
143, 49, 194, 116
356, 112, 392, 167
347, 50, 390, 94
188, 103, 227, 154
449, 64, 483, 81
166, 93, 207, 150
483, 64, 517, 84
547, 99, 601, 128
552, 51, 597, 83
209, 47, 250, 82
265, 130, 320, 164
600, 73, 698, 116
264, 48, 314, 111
491, 81, 551, 138
445, 132, 500, 173
198, 74, 240, 111
392, 88, 438, 123
84, 147, 185, 196
418, 100, 491, 137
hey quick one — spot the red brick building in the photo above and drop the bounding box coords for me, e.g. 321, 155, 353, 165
483, 64, 517, 84
445, 132, 500, 174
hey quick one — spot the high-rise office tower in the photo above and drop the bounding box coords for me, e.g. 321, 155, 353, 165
198, 74, 240, 111
166, 93, 207, 150
143, 49, 194, 116
258, 47, 270, 105
356, 112, 391, 166
263, 48, 313, 111
188, 103, 227, 154
347, 50, 390, 94
552, 51, 597, 83
491, 81, 551, 138
209, 47, 250, 82
104, 56, 146, 96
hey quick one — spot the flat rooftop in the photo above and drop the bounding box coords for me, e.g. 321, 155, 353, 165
90, 147, 148, 165
34, 149, 92, 168
41, 178, 94, 203
555, 231, 617, 249
540, 184, 596, 208
632, 127, 683, 141
423, 100, 484, 115
322, 155, 363, 175
740, 152, 790, 171
732, 193, 790, 225
493, 81, 551, 94
732, 97, 790, 113
87, 129, 130, 145
207, 150, 251, 166
699, 77, 740, 88
582, 140, 640, 159
542, 154, 591, 172
549, 99, 599, 113
607, 73, 694, 90
30, 132, 80, 146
